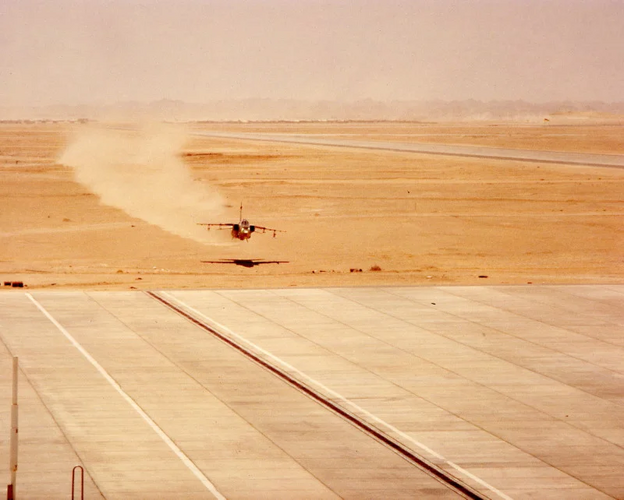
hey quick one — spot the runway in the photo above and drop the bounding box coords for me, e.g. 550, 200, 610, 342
195, 131, 624, 169
1, 286, 623, 499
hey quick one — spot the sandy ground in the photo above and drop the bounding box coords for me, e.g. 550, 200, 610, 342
1, 121, 623, 290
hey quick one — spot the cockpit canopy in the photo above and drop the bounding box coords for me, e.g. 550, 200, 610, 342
240, 219, 250, 229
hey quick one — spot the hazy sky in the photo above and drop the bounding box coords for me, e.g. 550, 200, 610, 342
1, 0, 623, 106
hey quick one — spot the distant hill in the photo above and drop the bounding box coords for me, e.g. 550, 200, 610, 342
2, 99, 624, 122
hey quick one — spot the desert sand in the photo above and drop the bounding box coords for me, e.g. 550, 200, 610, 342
1, 121, 622, 290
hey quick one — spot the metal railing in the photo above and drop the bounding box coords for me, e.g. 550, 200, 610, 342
71, 466, 84, 500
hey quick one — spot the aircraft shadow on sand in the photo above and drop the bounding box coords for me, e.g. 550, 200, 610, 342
201, 259, 289, 268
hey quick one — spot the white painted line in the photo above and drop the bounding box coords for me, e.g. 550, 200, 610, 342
26, 293, 226, 500
162, 292, 514, 500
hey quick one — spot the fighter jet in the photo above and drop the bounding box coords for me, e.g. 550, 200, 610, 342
198, 204, 284, 241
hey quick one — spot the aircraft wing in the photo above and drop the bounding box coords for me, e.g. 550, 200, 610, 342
197, 223, 235, 229
253, 225, 285, 233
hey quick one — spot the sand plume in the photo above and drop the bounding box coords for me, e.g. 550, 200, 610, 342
59, 123, 226, 244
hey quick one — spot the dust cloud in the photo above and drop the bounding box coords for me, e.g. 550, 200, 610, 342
59, 124, 227, 244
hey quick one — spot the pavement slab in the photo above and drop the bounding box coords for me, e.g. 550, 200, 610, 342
0, 285, 622, 499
